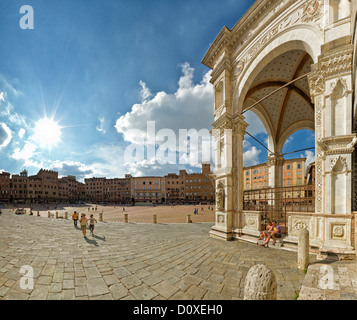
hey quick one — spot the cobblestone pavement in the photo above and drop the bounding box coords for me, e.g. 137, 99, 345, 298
0, 210, 311, 300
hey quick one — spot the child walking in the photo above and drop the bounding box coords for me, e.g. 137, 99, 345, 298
72, 211, 79, 227
89, 214, 97, 236
80, 213, 88, 238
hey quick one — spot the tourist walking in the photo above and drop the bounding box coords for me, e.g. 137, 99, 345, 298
89, 214, 97, 236
72, 211, 79, 227
80, 214, 88, 238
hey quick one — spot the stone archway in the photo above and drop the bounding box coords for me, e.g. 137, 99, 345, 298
203, 0, 356, 259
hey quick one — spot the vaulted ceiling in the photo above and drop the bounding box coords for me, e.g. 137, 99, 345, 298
243, 50, 314, 147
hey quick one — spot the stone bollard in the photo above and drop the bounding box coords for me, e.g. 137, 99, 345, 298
298, 228, 310, 271
48, 211, 51, 218
65, 212, 68, 220
153, 214, 157, 224
99, 211, 103, 222
124, 213, 128, 223
56, 212, 59, 219
244, 264, 277, 300
187, 214, 192, 223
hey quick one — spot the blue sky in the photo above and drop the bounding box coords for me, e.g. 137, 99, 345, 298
0, 0, 315, 181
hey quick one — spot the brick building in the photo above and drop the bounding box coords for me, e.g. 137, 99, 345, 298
0, 172, 10, 202
183, 163, 215, 203
85, 175, 132, 203
1, 163, 216, 205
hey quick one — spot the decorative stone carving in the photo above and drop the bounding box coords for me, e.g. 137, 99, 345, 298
289, 215, 311, 237
330, 155, 348, 172
216, 181, 225, 212
267, 152, 285, 167
332, 226, 345, 238
308, 73, 325, 98
330, 78, 349, 97
320, 48, 353, 79
317, 135, 357, 156
217, 214, 225, 225
242, 212, 260, 232
331, 224, 346, 240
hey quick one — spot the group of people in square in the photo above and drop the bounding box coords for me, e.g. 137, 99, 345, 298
72, 211, 97, 238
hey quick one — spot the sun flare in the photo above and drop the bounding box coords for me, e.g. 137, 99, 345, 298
33, 117, 62, 150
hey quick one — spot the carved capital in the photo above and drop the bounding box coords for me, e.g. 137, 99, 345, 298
308, 71, 325, 99
266, 152, 285, 167
232, 114, 248, 137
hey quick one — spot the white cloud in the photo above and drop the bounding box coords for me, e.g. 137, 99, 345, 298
243, 146, 261, 167
18, 128, 26, 139
0, 91, 5, 103
48, 160, 95, 181
96, 116, 106, 134
115, 63, 214, 174
0, 122, 12, 148
303, 150, 315, 168
139, 80, 152, 102
116, 63, 213, 143
11, 141, 38, 163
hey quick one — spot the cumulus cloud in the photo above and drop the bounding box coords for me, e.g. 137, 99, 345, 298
116, 63, 213, 141
243, 146, 261, 167
0, 122, 12, 148
115, 63, 214, 174
49, 160, 95, 181
11, 141, 37, 161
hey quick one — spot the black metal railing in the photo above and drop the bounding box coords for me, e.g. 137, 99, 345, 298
243, 185, 315, 234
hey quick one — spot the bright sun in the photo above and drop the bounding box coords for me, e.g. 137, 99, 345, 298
33, 117, 62, 150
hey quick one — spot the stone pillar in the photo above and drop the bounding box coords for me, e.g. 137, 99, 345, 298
209, 114, 248, 240
186, 214, 192, 223
232, 115, 249, 235
267, 152, 285, 189
244, 264, 277, 300
298, 228, 310, 271
124, 213, 128, 223
55, 212, 59, 219
307, 38, 356, 254
153, 214, 157, 224
48, 211, 50, 218
99, 211, 103, 222
65, 212, 68, 220
266, 152, 285, 221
